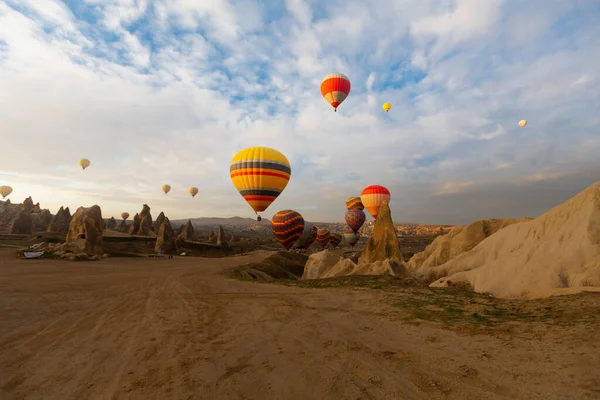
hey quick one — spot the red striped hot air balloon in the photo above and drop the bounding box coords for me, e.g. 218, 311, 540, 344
345, 209, 366, 233
306, 225, 318, 248
320, 73, 351, 112
344, 227, 360, 248
316, 228, 330, 248
271, 210, 304, 250
361, 185, 391, 220
345, 196, 364, 210
329, 232, 342, 248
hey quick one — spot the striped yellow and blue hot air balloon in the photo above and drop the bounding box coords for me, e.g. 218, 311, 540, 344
271, 210, 304, 250
345, 196, 364, 211
230, 147, 291, 220
329, 232, 342, 249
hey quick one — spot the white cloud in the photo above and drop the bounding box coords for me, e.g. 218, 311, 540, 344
1, 0, 600, 224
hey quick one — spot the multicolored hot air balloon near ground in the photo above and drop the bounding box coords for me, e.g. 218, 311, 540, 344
230, 146, 291, 221
518, 120, 527, 128
305, 225, 318, 248
0, 185, 12, 199
316, 228, 330, 248
189, 187, 199, 197
329, 232, 342, 248
162, 184, 171, 195
320, 73, 351, 112
382, 102, 392, 112
271, 210, 304, 250
78, 158, 90, 170
345, 209, 366, 233
361, 185, 391, 220
344, 227, 360, 248
345, 196, 364, 211
295, 222, 316, 249
121, 212, 129, 220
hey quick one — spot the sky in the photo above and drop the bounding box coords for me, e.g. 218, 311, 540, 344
1, 0, 600, 225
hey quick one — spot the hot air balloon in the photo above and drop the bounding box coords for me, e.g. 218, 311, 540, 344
345, 196, 364, 211
189, 187, 199, 197
320, 73, 351, 112
518, 120, 527, 128
295, 222, 315, 249
316, 228, 330, 248
78, 158, 90, 170
329, 232, 342, 248
0, 185, 12, 199
345, 209, 366, 233
230, 147, 291, 221
162, 184, 171, 195
361, 185, 390, 220
271, 210, 304, 250
305, 225, 318, 248
382, 102, 392, 112
121, 212, 130, 220
344, 227, 360, 248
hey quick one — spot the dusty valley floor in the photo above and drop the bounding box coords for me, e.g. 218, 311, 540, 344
1, 247, 599, 400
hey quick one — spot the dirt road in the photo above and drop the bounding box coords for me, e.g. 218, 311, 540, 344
0, 249, 598, 399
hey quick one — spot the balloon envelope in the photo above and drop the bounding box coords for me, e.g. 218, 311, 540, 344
162, 184, 171, 194
121, 212, 129, 220
316, 228, 330, 248
345, 209, 366, 233
518, 120, 527, 128
271, 210, 304, 250
320, 73, 351, 112
329, 232, 342, 248
361, 185, 391, 220
78, 158, 90, 170
382, 102, 392, 112
230, 147, 291, 215
294, 222, 314, 249
344, 228, 360, 248
189, 187, 199, 197
345, 196, 364, 211
0, 185, 12, 199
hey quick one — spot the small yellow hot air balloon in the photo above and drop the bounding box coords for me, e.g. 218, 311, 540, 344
189, 186, 199, 197
518, 120, 527, 128
0, 185, 13, 199
382, 102, 392, 112
78, 158, 90, 170
162, 184, 171, 195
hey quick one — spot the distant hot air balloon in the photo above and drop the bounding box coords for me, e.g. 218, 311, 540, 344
295, 222, 315, 249
230, 147, 291, 221
0, 185, 12, 199
361, 185, 391, 220
344, 227, 360, 248
320, 73, 351, 112
305, 225, 318, 248
271, 210, 304, 250
345, 209, 366, 233
121, 212, 130, 221
329, 232, 342, 249
316, 228, 330, 248
518, 120, 527, 128
78, 158, 90, 170
382, 102, 392, 112
345, 196, 364, 211
162, 184, 171, 195
189, 187, 199, 198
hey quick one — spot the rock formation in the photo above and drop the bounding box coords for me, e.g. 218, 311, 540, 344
130, 205, 154, 236
358, 201, 403, 264
153, 212, 165, 233
35, 209, 52, 232
106, 217, 117, 229
117, 219, 129, 232
47, 206, 72, 233
217, 225, 224, 245
425, 181, 600, 299
407, 218, 530, 273
66, 205, 104, 255
155, 217, 176, 253
178, 219, 196, 241
8, 209, 35, 234
129, 213, 141, 235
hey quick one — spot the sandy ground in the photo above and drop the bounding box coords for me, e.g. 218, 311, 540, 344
0, 248, 599, 400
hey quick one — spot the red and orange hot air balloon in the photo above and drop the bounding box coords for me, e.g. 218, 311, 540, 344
329, 232, 342, 248
320, 73, 351, 112
361, 185, 391, 220
345, 196, 364, 211
316, 228, 330, 248
271, 210, 305, 250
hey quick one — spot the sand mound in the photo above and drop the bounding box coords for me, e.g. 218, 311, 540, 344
425, 181, 600, 299
226, 251, 308, 280
407, 218, 530, 274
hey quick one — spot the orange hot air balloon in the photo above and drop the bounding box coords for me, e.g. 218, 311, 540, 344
316, 228, 330, 248
320, 73, 351, 112
271, 210, 305, 250
360, 185, 391, 220
345, 196, 364, 210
